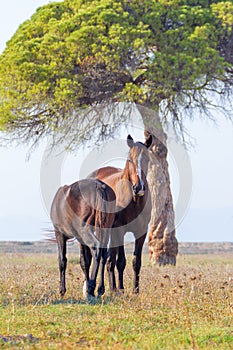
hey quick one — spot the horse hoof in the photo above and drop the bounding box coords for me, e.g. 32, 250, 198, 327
87, 294, 96, 304
97, 287, 105, 297
109, 289, 123, 297
60, 289, 66, 298
116, 289, 125, 296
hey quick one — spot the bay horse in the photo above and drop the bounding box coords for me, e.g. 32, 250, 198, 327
50, 178, 116, 299
85, 134, 152, 293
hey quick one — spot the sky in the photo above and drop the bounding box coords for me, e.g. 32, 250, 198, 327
0, 1, 233, 242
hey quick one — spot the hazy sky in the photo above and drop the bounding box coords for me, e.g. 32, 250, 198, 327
0, 1, 233, 242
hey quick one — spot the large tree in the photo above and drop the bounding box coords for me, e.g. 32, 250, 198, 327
1, 0, 233, 264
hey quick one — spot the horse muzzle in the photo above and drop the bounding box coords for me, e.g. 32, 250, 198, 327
132, 184, 145, 197
137, 190, 145, 197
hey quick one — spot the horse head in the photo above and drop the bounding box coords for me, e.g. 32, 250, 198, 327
126, 134, 152, 197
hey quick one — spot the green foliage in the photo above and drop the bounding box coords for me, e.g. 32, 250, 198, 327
212, 1, 233, 32
0, 0, 232, 141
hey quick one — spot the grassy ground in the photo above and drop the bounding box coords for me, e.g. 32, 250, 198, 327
0, 253, 232, 349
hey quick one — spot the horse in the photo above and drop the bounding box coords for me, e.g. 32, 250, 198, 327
50, 178, 116, 299
83, 134, 152, 294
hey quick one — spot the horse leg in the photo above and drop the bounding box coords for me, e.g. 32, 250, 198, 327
87, 244, 101, 298
116, 245, 126, 292
55, 230, 68, 298
82, 226, 102, 298
132, 233, 147, 294
80, 244, 92, 297
97, 225, 111, 297
106, 246, 117, 293
97, 247, 108, 297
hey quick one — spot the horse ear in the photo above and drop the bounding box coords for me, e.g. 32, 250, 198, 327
127, 134, 134, 148
145, 134, 153, 149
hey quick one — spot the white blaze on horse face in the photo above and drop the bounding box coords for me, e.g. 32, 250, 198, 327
137, 151, 145, 196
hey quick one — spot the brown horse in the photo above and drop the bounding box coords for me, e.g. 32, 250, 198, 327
50, 178, 115, 299
85, 134, 152, 293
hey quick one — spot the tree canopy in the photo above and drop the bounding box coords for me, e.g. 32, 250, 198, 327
0, 0, 233, 144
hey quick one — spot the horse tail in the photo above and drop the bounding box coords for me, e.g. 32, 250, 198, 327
95, 181, 110, 248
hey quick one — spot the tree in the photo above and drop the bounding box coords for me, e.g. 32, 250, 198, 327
0, 0, 233, 264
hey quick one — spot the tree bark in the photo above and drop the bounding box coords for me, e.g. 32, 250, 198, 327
137, 105, 178, 265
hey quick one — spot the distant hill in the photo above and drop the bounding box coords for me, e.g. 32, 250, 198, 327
0, 241, 232, 255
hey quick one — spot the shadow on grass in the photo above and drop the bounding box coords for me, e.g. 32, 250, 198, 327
52, 295, 116, 305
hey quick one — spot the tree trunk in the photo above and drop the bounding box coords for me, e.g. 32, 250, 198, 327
137, 105, 178, 265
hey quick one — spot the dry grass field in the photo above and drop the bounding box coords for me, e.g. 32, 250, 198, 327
0, 246, 232, 349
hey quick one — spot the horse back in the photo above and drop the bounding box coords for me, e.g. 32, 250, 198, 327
50, 179, 116, 238
89, 166, 122, 180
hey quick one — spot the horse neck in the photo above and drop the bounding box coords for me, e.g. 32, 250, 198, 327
107, 162, 132, 208
122, 160, 131, 181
